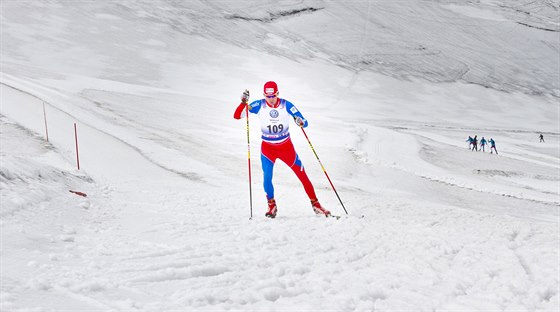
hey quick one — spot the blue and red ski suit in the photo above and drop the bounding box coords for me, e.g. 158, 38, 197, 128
234, 98, 317, 201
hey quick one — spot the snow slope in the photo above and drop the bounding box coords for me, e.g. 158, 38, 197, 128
1, 1, 559, 311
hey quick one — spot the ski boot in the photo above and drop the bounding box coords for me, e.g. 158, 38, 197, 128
265, 198, 277, 218
311, 199, 330, 217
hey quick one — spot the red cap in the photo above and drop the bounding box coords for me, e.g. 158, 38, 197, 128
263, 81, 278, 95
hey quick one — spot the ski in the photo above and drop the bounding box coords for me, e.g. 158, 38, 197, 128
328, 214, 364, 220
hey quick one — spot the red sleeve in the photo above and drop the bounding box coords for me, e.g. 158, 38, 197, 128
233, 102, 247, 119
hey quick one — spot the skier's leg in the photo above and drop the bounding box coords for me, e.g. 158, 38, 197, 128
276, 139, 318, 200
290, 156, 330, 216
277, 139, 330, 216
261, 141, 279, 201
290, 155, 317, 200
261, 154, 275, 200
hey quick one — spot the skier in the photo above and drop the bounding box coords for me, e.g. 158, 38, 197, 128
471, 135, 478, 151
233, 81, 330, 218
480, 137, 487, 152
539, 133, 545, 143
489, 138, 498, 154
466, 136, 474, 149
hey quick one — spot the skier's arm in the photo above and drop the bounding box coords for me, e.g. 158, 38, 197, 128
285, 101, 308, 128
248, 101, 261, 114
233, 101, 261, 119
233, 90, 250, 119
233, 90, 261, 119
233, 102, 247, 119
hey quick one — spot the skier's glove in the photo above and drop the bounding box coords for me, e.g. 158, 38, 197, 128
294, 116, 304, 127
241, 90, 250, 103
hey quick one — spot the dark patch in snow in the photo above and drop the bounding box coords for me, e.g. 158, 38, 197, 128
516, 22, 559, 32
226, 7, 323, 23
0, 169, 15, 182
473, 169, 523, 177
534, 174, 560, 181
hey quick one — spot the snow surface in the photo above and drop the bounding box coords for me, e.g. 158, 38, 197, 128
1, 0, 559, 311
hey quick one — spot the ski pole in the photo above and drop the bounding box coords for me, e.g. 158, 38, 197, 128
243, 95, 253, 220
299, 125, 348, 215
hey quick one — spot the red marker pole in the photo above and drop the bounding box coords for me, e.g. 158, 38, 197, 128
43, 102, 49, 142
74, 123, 80, 170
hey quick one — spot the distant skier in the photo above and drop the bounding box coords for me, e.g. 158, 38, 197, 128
480, 137, 487, 152
539, 133, 545, 143
471, 135, 478, 151
233, 81, 331, 218
466, 136, 474, 149
489, 138, 498, 154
